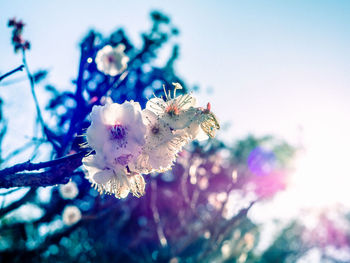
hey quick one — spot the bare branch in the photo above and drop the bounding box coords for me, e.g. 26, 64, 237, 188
22, 50, 60, 150
0, 151, 86, 188
195, 201, 256, 262
0, 152, 85, 176
0, 65, 24, 82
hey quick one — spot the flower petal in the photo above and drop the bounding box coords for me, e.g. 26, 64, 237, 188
93, 169, 114, 185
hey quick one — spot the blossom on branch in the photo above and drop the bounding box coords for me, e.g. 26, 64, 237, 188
146, 83, 197, 130
85, 101, 146, 166
82, 83, 220, 198
59, 181, 79, 199
95, 44, 129, 76
62, 205, 82, 226
130, 109, 188, 173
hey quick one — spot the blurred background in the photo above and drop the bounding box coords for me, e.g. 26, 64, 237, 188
0, 1, 350, 262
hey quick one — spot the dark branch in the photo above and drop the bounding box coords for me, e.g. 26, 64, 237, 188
0, 151, 86, 188
0, 65, 24, 82
0, 152, 85, 176
60, 45, 87, 155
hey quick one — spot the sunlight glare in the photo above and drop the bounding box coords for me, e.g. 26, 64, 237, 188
290, 120, 350, 209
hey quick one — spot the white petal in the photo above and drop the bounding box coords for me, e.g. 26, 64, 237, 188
119, 187, 130, 198
86, 106, 110, 153
187, 122, 209, 141
128, 173, 146, 197
93, 169, 114, 184
146, 97, 167, 114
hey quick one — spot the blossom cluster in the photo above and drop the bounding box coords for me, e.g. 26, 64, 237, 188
82, 83, 220, 198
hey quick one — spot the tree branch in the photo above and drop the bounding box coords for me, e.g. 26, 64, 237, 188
0, 151, 86, 188
0, 65, 24, 82
195, 201, 256, 262
22, 50, 60, 150
60, 45, 87, 155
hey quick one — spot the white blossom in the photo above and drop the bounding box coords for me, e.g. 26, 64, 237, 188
62, 205, 81, 226
95, 44, 129, 76
82, 83, 219, 198
146, 83, 219, 139
130, 109, 189, 173
59, 181, 79, 199
85, 101, 146, 166
82, 154, 145, 198
146, 83, 197, 130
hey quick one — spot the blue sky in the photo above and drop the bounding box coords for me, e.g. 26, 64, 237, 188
1, 0, 350, 143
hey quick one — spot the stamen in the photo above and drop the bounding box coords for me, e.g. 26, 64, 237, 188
148, 98, 166, 111
172, 82, 183, 98
163, 85, 169, 101
107, 55, 115, 63
110, 123, 127, 140
177, 93, 193, 109
165, 104, 180, 116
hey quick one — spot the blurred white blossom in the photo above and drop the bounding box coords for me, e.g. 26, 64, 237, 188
59, 181, 79, 199
95, 44, 129, 76
221, 241, 232, 259
62, 205, 81, 226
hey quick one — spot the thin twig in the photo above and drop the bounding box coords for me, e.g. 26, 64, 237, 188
0, 65, 24, 82
151, 180, 168, 247
0, 188, 21, 196
195, 201, 256, 263
0, 76, 26, 86
21, 50, 59, 150
22, 51, 45, 127
0, 188, 36, 217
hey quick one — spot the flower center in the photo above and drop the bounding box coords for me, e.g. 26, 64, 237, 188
107, 55, 115, 63
165, 104, 180, 116
110, 123, 127, 140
